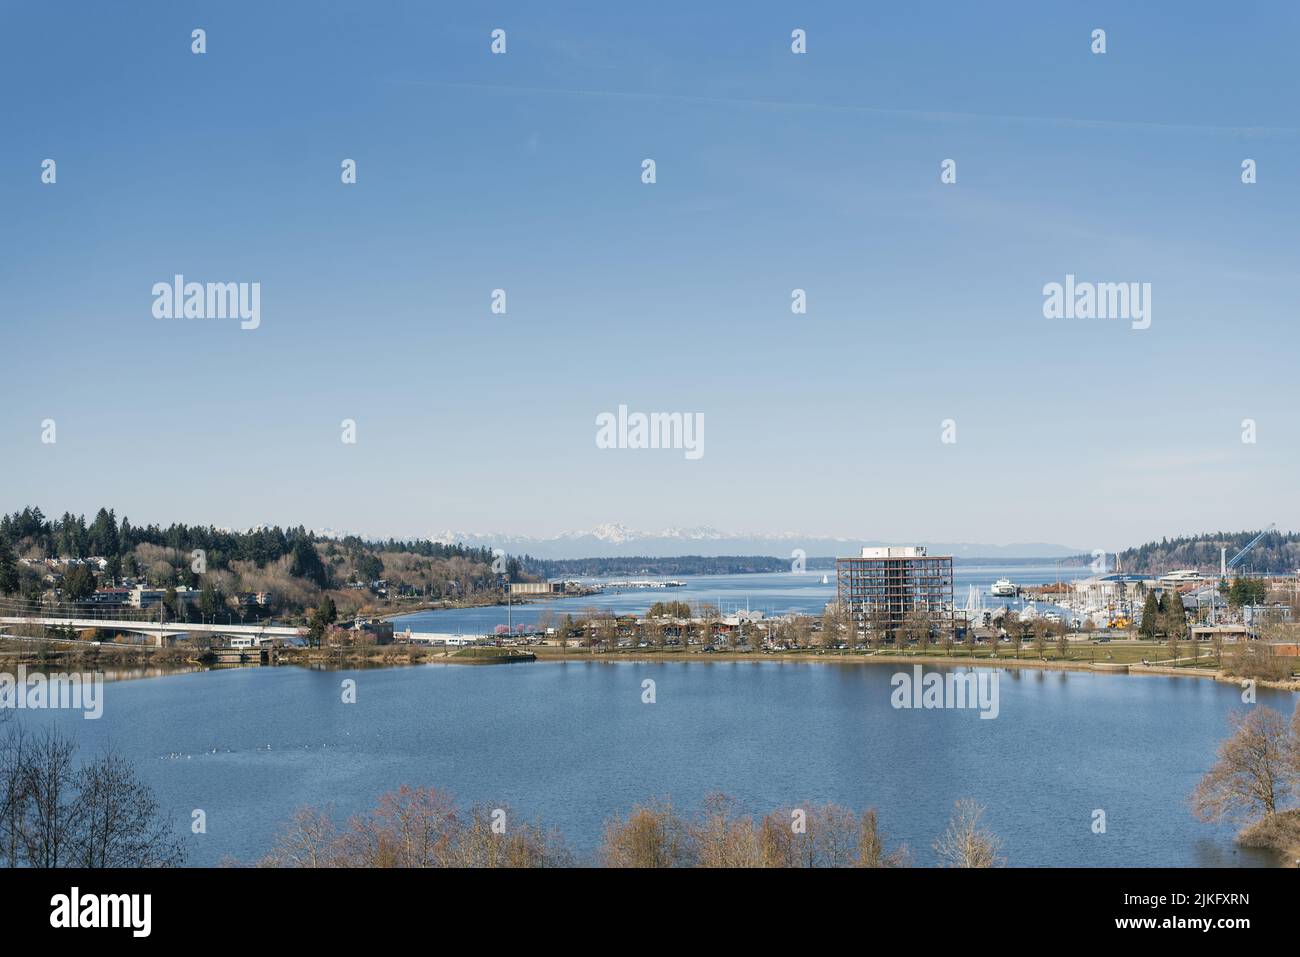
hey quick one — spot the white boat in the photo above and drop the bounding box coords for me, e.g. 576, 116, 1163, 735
990, 578, 1017, 597
821, 574, 830, 585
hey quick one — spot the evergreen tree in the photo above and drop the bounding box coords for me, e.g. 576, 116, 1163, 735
163, 585, 179, 618
0, 538, 19, 595
88, 508, 119, 557
1164, 589, 1187, 639
354, 553, 384, 582
1140, 591, 1160, 638
199, 581, 223, 622
308, 595, 338, 647
62, 564, 96, 601
290, 538, 330, 589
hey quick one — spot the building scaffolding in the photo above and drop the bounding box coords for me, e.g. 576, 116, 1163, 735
835, 546, 954, 639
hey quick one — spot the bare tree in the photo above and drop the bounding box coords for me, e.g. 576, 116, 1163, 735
867, 605, 890, 650
933, 799, 1004, 868
903, 610, 930, 654
809, 802, 861, 866
1167, 633, 1182, 665
693, 792, 764, 867
0, 727, 29, 867
643, 617, 664, 650
820, 605, 842, 651
0, 728, 183, 868
790, 615, 812, 649
533, 609, 555, 638
599, 799, 694, 867
259, 788, 569, 868
856, 808, 910, 867
11, 728, 78, 867
1031, 619, 1048, 659
760, 801, 863, 867
1291, 702, 1300, 783
450, 803, 570, 868
258, 807, 341, 867
597, 615, 618, 653
340, 784, 459, 867
1192, 706, 1295, 824
73, 751, 186, 867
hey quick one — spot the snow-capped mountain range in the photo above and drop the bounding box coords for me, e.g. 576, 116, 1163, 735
426, 524, 1084, 560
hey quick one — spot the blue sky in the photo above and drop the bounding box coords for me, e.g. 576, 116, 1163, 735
1, 1, 1296, 552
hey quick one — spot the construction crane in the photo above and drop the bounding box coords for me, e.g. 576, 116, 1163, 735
1222, 523, 1276, 579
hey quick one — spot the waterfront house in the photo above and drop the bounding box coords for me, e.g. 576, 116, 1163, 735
350, 617, 394, 645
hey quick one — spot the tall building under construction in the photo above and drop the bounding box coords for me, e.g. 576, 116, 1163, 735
835, 546, 954, 638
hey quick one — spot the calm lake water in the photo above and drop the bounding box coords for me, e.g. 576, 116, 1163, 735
16, 658, 1291, 867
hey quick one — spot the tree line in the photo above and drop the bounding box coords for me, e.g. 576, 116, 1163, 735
0, 506, 511, 622
1139, 589, 1188, 639
1117, 529, 1300, 575
0, 506, 494, 582
249, 788, 1002, 868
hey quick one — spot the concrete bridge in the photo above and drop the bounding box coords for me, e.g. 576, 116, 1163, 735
0, 615, 303, 648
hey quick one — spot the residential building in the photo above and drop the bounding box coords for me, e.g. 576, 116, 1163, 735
350, 617, 394, 645
128, 585, 202, 609
836, 546, 954, 638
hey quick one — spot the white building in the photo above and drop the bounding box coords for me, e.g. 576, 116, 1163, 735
399, 630, 481, 647
1158, 569, 1204, 587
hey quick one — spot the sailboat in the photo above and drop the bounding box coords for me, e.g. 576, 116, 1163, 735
821, 574, 830, 585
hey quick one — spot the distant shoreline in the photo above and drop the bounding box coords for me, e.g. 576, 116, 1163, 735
523, 648, 1300, 692
7, 640, 1294, 693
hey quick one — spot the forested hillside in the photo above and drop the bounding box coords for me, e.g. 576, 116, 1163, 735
1116, 530, 1299, 575
0, 506, 510, 620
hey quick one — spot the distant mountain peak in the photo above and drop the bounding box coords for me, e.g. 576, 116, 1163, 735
423, 525, 1084, 560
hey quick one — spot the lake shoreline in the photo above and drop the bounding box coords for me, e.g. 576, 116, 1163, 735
6, 641, 1296, 692
526, 649, 1300, 692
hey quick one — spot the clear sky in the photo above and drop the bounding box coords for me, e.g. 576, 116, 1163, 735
1, 2, 1296, 552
